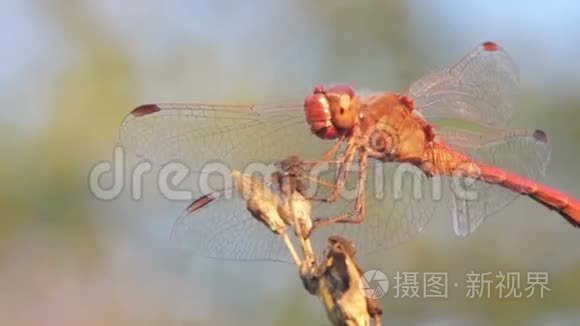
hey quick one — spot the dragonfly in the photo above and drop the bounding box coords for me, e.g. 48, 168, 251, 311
120, 41, 580, 261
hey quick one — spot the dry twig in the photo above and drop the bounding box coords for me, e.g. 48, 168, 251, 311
232, 157, 383, 325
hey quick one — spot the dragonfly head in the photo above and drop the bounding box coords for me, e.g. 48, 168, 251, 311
304, 84, 360, 139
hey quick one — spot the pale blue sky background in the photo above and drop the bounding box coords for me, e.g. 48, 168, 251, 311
2, 0, 580, 128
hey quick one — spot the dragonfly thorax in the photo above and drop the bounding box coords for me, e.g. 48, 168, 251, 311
359, 94, 430, 163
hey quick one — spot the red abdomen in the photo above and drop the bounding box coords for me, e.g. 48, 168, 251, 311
427, 142, 580, 227
477, 163, 580, 227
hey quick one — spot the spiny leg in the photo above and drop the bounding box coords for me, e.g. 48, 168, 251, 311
321, 137, 345, 161
310, 153, 369, 233
306, 144, 358, 204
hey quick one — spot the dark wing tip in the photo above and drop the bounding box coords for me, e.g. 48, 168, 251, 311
533, 129, 548, 143
482, 41, 500, 52
185, 192, 221, 214
130, 104, 161, 117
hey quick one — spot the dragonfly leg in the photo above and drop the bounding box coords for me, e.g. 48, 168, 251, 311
321, 138, 345, 161
306, 144, 358, 204
309, 154, 368, 234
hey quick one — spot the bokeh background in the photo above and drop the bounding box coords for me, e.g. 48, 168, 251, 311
2, 1, 580, 325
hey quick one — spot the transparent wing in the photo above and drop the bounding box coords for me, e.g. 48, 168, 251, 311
305, 161, 438, 257
119, 103, 332, 186
437, 127, 550, 236
405, 41, 550, 235
406, 42, 519, 128
171, 161, 439, 262
170, 193, 294, 263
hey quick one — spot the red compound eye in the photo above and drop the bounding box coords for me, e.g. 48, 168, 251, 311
303, 92, 331, 125
303, 84, 358, 140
